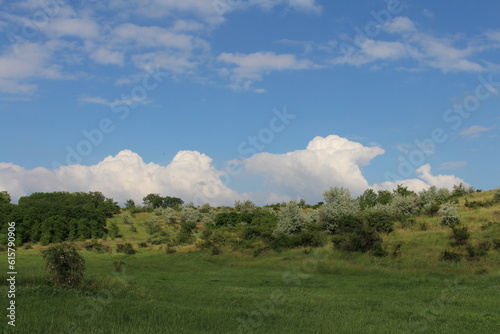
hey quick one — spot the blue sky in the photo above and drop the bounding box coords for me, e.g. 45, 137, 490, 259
0, 0, 499, 205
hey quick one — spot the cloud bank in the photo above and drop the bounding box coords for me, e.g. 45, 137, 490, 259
0, 135, 469, 205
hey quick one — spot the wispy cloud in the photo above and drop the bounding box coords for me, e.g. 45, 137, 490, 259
459, 125, 493, 138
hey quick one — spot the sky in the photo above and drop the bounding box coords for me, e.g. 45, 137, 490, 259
0, 0, 499, 206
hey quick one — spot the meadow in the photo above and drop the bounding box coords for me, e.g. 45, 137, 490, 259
1, 190, 499, 334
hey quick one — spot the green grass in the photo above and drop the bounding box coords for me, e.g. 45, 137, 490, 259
1, 190, 500, 333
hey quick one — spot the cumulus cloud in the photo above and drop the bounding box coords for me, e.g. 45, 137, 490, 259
373, 164, 469, 193
0, 150, 240, 206
242, 135, 385, 202
0, 136, 471, 205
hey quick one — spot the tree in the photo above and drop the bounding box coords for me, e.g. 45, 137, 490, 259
42, 243, 85, 287
0, 191, 11, 205
358, 189, 378, 210
319, 187, 360, 233
234, 200, 256, 213
124, 199, 136, 210
274, 200, 307, 234
143, 193, 164, 210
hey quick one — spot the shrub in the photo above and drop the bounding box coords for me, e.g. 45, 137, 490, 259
371, 244, 388, 257
392, 242, 404, 257
441, 250, 462, 262
439, 203, 461, 227
466, 244, 488, 261
116, 243, 136, 255
138, 242, 148, 248
450, 226, 470, 246
41, 243, 85, 287
494, 190, 500, 203
274, 200, 307, 234
332, 226, 383, 253
165, 244, 177, 254
418, 222, 428, 231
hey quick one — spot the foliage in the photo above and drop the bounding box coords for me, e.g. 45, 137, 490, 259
108, 221, 121, 239
41, 243, 85, 287
440, 250, 462, 262
5, 191, 119, 245
450, 226, 470, 246
143, 193, 184, 210
83, 240, 110, 253
274, 200, 307, 234
390, 194, 420, 219
332, 225, 383, 253
180, 206, 201, 224
319, 187, 360, 234
439, 202, 461, 227
145, 216, 162, 236
234, 200, 257, 213
116, 243, 137, 255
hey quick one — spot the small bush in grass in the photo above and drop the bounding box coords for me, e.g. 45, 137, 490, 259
371, 243, 388, 257
493, 239, 500, 250
138, 242, 148, 248
450, 226, 470, 246
116, 243, 136, 255
392, 242, 404, 257
23, 243, 33, 250
466, 244, 488, 261
165, 244, 177, 254
441, 250, 462, 262
418, 222, 428, 231
41, 243, 85, 287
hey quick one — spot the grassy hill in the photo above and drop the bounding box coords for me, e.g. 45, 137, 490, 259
2, 190, 499, 333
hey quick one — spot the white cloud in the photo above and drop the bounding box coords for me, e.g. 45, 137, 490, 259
242, 135, 385, 202
218, 51, 314, 89
0, 42, 64, 94
43, 17, 100, 39
333, 17, 487, 72
384, 16, 416, 33
90, 48, 124, 66
459, 125, 492, 138
0, 150, 240, 206
373, 164, 469, 193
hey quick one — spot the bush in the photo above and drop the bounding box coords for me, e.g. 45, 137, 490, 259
439, 203, 461, 227
450, 226, 470, 246
138, 242, 148, 248
441, 250, 462, 262
332, 226, 383, 253
466, 244, 488, 261
371, 244, 388, 257
165, 244, 177, 254
274, 200, 307, 234
41, 243, 85, 287
116, 243, 137, 255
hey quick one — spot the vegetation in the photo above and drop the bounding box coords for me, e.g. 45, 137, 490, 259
0, 187, 499, 333
41, 243, 85, 287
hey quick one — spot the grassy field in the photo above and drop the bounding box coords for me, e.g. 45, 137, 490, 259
1, 191, 500, 333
